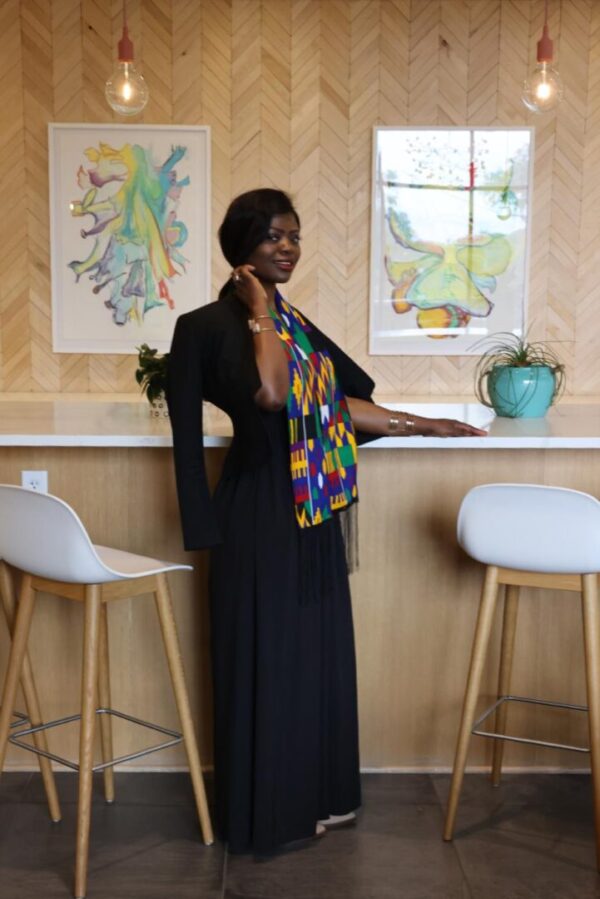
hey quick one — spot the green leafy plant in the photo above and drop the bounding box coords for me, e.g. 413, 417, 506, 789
474, 332, 565, 413
135, 344, 169, 404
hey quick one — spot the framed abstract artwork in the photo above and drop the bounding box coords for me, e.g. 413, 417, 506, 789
369, 126, 534, 355
49, 123, 210, 353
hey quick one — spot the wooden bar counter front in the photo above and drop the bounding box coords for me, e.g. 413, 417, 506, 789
0, 397, 599, 774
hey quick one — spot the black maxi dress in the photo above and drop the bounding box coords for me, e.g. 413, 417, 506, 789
167, 293, 375, 855
210, 407, 361, 853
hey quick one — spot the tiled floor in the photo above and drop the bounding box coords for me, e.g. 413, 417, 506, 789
1, 771, 600, 898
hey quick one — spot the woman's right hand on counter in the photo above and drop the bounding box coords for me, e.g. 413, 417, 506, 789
346, 397, 488, 437
419, 417, 488, 438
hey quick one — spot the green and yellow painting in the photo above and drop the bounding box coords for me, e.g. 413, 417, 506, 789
370, 128, 532, 355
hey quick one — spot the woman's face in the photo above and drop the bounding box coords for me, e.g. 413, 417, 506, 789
245, 213, 301, 285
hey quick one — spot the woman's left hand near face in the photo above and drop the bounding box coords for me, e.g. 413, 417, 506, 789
427, 418, 488, 438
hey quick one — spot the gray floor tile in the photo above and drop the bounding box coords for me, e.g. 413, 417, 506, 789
432, 771, 593, 813
19, 771, 113, 806
19, 769, 211, 810
3, 770, 600, 899
105, 770, 210, 807
434, 773, 595, 848
225, 805, 469, 899
0, 771, 32, 803
436, 775, 600, 899
361, 772, 441, 807
0, 802, 74, 897
451, 818, 600, 898
0, 794, 223, 899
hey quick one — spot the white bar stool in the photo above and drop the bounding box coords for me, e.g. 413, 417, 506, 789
444, 483, 600, 869
0, 485, 213, 898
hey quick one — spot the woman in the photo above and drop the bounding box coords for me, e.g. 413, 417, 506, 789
167, 188, 485, 855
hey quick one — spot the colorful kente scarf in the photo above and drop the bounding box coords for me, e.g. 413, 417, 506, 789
271, 291, 359, 529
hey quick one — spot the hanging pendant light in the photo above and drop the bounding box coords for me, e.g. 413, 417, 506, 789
521, 0, 563, 114
105, 0, 149, 116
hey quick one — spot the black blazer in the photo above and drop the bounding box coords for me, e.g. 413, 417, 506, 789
166, 288, 376, 551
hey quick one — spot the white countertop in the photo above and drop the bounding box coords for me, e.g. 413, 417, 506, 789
0, 397, 599, 449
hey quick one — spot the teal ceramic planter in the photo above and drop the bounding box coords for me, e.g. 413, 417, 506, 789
487, 365, 556, 418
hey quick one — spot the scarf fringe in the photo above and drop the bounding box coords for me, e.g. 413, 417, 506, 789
338, 503, 359, 574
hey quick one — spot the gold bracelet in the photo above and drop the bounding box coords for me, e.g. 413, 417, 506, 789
248, 319, 277, 334
389, 414, 415, 434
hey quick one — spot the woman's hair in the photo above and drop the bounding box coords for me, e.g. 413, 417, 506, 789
218, 189, 300, 297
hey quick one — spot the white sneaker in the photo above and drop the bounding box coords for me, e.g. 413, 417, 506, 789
317, 811, 357, 829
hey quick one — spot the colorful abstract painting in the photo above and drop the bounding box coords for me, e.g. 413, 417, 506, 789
49, 124, 210, 354
369, 127, 533, 355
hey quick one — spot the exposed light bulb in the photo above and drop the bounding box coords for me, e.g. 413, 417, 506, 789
105, 60, 148, 116
521, 11, 563, 115
105, 12, 149, 117
522, 61, 563, 113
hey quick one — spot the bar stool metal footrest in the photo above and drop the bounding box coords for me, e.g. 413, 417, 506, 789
9, 706, 183, 771
472, 693, 590, 753
8, 709, 28, 728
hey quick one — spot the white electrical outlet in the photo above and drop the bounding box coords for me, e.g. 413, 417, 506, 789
21, 470, 48, 493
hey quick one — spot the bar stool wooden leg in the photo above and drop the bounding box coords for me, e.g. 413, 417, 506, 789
491, 584, 520, 787
0, 562, 61, 822
582, 573, 600, 872
154, 573, 214, 846
18, 654, 62, 822
444, 565, 500, 841
97, 602, 115, 804
0, 575, 36, 774
74, 585, 102, 899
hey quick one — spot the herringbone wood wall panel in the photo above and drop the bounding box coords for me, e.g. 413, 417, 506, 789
2, 0, 598, 396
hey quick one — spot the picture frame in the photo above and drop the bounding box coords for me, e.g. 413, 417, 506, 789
49, 123, 210, 354
369, 126, 534, 355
